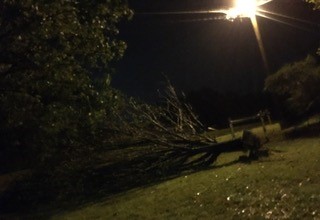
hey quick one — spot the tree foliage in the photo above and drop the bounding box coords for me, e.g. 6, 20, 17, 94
0, 0, 132, 170
265, 56, 320, 116
306, 0, 320, 9
306, 0, 320, 54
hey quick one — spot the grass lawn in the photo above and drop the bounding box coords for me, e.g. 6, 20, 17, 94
51, 129, 320, 219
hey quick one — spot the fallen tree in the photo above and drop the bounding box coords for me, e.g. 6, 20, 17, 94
113, 79, 268, 165
115, 79, 216, 149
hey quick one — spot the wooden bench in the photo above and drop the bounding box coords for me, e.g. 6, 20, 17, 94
229, 110, 272, 140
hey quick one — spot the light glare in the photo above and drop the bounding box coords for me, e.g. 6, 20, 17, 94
226, 0, 258, 20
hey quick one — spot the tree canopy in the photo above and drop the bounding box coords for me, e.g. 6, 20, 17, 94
265, 56, 320, 116
0, 0, 132, 170
306, 0, 320, 9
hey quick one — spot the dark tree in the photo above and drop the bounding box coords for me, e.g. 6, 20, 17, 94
0, 0, 132, 170
265, 55, 320, 117
306, 0, 320, 54
306, 0, 320, 9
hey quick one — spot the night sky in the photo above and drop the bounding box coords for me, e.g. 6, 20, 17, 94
113, 0, 320, 102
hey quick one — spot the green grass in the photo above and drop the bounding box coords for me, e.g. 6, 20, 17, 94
51, 133, 320, 219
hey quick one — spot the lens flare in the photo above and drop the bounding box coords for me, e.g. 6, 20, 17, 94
251, 16, 269, 73
225, 0, 270, 73
137, 0, 274, 73
226, 0, 257, 20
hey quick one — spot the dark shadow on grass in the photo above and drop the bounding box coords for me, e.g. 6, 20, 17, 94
0, 139, 248, 218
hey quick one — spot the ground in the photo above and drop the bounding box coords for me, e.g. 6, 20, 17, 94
0, 121, 319, 219
50, 125, 320, 220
